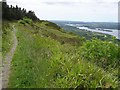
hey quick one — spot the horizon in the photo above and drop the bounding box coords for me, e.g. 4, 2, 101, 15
2, 0, 120, 22
47, 19, 118, 23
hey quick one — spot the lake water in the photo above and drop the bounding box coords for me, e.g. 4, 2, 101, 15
66, 24, 120, 40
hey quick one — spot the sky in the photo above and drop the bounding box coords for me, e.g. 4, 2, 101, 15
3, 0, 120, 22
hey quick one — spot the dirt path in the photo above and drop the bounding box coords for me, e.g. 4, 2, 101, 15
2, 25, 18, 88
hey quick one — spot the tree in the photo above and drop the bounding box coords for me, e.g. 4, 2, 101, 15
1, 1, 39, 21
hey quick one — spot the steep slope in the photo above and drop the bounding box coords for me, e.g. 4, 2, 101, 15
1, 1, 119, 88
7, 19, 118, 88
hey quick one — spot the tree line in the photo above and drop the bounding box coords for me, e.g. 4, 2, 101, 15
2, 1, 39, 21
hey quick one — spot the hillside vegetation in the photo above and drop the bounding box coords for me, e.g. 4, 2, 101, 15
2, 18, 119, 88
2, 21, 14, 56
2, 1, 119, 89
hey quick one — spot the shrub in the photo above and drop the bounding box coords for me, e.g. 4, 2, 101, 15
18, 17, 33, 25
80, 38, 119, 69
23, 17, 32, 24
18, 20, 25, 25
49, 51, 118, 88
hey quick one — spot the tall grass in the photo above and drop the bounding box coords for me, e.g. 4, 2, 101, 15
8, 21, 119, 88
2, 21, 13, 56
9, 24, 62, 87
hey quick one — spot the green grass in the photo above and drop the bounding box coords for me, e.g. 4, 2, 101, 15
2, 21, 14, 57
9, 23, 62, 88
8, 20, 119, 88
34, 22, 83, 46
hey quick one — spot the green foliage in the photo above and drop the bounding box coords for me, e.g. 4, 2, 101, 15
9, 23, 62, 88
48, 44, 118, 88
2, 1, 119, 88
50, 59, 118, 88
18, 20, 25, 25
8, 21, 119, 88
18, 18, 33, 25
2, 1, 39, 21
23, 17, 32, 24
80, 38, 119, 69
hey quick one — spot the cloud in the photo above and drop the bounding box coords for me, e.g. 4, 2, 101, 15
6, 0, 118, 22
41, 0, 80, 5
7, 0, 120, 6
7, 0, 39, 5
42, 2, 78, 5
41, 0, 120, 5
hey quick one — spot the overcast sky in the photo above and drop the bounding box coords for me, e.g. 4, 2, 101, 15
5, 0, 120, 22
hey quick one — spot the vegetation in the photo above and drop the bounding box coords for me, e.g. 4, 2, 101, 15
7, 20, 119, 88
2, 1, 119, 89
2, 1, 39, 21
80, 39, 119, 70
0, 21, 2, 68
2, 21, 13, 56
45, 21, 61, 30
18, 17, 33, 25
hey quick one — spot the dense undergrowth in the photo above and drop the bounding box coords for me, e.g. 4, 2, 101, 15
3, 19, 119, 88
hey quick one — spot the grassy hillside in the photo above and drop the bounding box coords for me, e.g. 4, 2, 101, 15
2, 19, 119, 88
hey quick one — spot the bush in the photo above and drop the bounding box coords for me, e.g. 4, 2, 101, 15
18, 18, 33, 25
49, 51, 118, 88
80, 38, 119, 69
23, 17, 32, 24
18, 20, 25, 25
